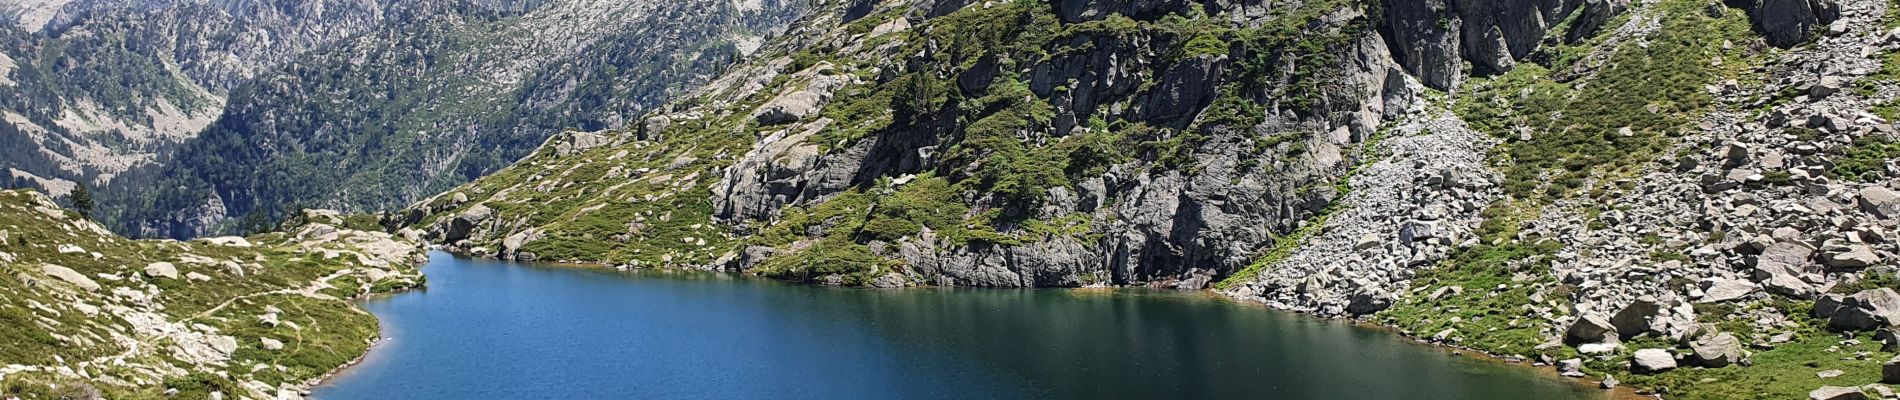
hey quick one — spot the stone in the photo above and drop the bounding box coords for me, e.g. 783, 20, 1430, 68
1828, 288, 1900, 331
1758, 242, 1817, 275
1567, 314, 1616, 344
1819, 369, 1846, 378
204, 236, 252, 247
1578, 342, 1621, 355
1399, 220, 1439, 245
1758, 242, 1819, 298
870, 273, 907, 288
1632, 348, 1677, 373
1810, 386, 1867, 400
1812, 76, 1845, 99
1557, 358, 1585, 377
1355, 232, 1383, 251
1600, 374, 1618, 389
1863, 187, 1900, 219
752, 91, 826, 125
445, 205, 493, 243
143, 262, 179, 280
1700, 279, 1757, 303
41, 264, 99, 292
1884, 355, 1900, 384
1817, 294, 1849, 318
1825, 245, 1881, 269
186, 272, 213, 282
1691, 332, 1744, 368
1723, 142, 1753, 168
1346, 289, 1396, 315
260, 338, 284, 351
1612, 296, 1664, 339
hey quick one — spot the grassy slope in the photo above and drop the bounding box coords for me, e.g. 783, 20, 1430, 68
0, 190, 421, 399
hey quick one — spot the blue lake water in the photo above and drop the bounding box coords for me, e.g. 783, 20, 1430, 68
313, 252, 1606, 399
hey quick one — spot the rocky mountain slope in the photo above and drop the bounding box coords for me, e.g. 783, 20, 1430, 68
105, 0, 806, 239
0, 189, 425, 398
407, 0, 1900, 397
0, 0, 427, 200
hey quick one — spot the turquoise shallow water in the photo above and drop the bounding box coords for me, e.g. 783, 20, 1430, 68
312, 252, 1605, 400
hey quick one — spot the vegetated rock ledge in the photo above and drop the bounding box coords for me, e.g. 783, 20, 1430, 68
0, 191, 429, 399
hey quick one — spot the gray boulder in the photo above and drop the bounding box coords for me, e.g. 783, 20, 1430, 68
445, 204, 493, 243
144, 262, 180, 280
1700, 279, 1757, 303
1885, 355, 1900, 384
1824, 245, 1881, 269
1828, 288, 1900, 331
752, 91, 826, 125
41, 264, 100, 292
1567, 313, 1616, 344
1558, 358, 1585, 377
1863, 187, 1900, 219
1346, 289, 1397, 315
1809, 386, 1867, 400
1631, 348, 1677, 373
1691, 332, 1744, 368
1612, 296, 1664, 339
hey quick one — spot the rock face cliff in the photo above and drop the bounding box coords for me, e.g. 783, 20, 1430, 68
0, 189, 425, 398
412, 0, 1900, 396
105, 0, 806, 240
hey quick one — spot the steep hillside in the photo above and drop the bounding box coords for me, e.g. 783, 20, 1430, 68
411, 0, 1900, 397
0, 0, 417, 200
109, 0, 806, 239
0, 189, 425, 398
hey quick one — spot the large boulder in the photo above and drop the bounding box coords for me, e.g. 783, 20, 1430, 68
1864, 187, 1900, 219
143, 262, 179, 280
203, 236, 252, 247
445, 204, 493, 243
41, 264, 99, 292
1824, 245, 1881, 269
752, 91, 827, 125
1809, 386, 1868, 400
1828, 288, 1900, 331
1690, 332, 1744, 368
1567, 313, 1616, 344
1346, 288, 1397, 315
1885, 355, 1900, 384
1631, 348, 1677, 373
1611, 296, 1664, 339
1755, 242, 1819, 298
1699, 279, 1757, 303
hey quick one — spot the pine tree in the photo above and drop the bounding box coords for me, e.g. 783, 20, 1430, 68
70, 186, 94, 220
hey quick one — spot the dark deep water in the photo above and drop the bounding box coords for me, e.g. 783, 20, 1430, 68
313, 252, 1606, 400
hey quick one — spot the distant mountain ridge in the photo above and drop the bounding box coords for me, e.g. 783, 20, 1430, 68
103, 0, 804, 239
